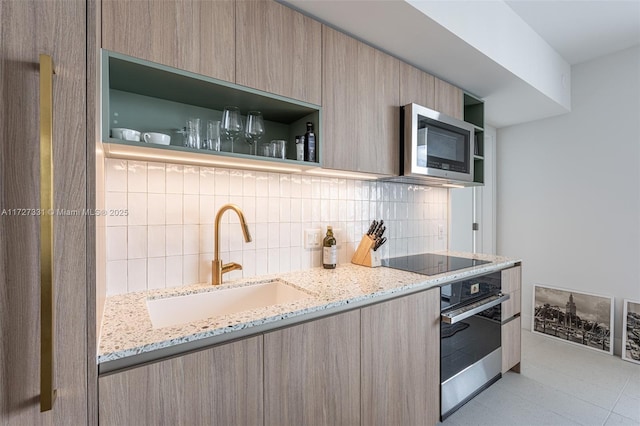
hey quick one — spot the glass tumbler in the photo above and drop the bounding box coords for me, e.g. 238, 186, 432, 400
186, 118, 201, 149
271, 140, 286, 159
205, 120, 221, 151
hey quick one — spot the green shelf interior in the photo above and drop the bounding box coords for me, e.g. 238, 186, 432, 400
103, 51, 321, 163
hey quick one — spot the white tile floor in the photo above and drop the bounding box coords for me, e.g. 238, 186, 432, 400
440, 330, 640, 426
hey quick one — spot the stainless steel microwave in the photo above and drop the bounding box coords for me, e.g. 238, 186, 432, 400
401, 103, 475, 183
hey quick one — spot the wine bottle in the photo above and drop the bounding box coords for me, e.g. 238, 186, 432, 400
304, 122, 316, 162
323, 226, 337, 269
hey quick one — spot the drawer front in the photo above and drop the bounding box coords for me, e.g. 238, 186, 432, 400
502, 316, 521, 374
502, 289, 521, 320
501, 266, 521, 294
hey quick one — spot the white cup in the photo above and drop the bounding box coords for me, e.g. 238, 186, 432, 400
142, 132, 171, 145
111, 128, 141, 141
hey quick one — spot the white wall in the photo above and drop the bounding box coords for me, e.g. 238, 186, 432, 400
496, 46, 640, 355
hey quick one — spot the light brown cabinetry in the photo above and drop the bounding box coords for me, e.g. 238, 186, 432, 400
399, 62, 436, 109
102, 0, 235, 82
361, 288, 440, 426
236, 0, 322, 105
435, 77, 463, 119
322, 26, 400, 175
0, 0, 92, 423
501, 265, 522, 373
264, 310, 361, 426
98, 337, 264, 425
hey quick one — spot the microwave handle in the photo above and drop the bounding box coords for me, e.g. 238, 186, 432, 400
441, 294, 510, 324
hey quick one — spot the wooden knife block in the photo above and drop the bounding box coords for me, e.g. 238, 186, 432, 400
351, 235, 381, 267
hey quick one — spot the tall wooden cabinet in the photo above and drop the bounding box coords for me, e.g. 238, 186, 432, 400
0, 0, 92, 423
264, 310, 361, 426
361, 288, 440, 426
101, 0, 235, 82
236, 0, 322, 105
322, 26, 400, 175
98, 337, 264, 425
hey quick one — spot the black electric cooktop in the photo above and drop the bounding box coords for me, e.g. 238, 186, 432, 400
381, 253, 490, 276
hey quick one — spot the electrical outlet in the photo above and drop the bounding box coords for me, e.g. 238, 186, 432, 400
438, 224, 444, 240
304, 228, 322, 249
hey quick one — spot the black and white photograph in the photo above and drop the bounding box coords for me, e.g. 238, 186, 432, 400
622, 299, 640, 364
532, 285, 614, 355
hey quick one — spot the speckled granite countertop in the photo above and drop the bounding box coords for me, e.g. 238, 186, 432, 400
98, 251, 519, 372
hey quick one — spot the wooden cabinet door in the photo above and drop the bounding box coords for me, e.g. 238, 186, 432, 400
434, 77, 463, 119
361, 289, 440, 426
322, 26, 400, 175
502, 317, 522, 374
264, 310, 361, 426
102, 0, 235, 82
98, 337, 263, 425
236, 0, 322, 105
321, 27, 359, 172
399, 62, 436, 109
0, 0, 90, 423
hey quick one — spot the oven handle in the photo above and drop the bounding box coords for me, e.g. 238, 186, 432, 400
441, 294, 510, 324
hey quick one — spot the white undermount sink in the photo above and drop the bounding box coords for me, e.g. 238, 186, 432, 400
146, 279, 313, 329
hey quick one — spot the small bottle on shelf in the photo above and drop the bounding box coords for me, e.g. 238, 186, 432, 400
304, 122, 316, 162
322, 226, 337, 269
295, 135, 304, 161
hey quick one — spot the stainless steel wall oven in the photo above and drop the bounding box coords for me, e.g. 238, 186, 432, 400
440, 271, 509, 419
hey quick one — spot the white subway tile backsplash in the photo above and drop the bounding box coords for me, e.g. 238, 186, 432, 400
147, 193, 166, 225
279, 198, 291, 222
105, 192, 128, 227
147, 162, 166, 194
106, 226, 127, 261
165, 256, 183, 287
268, 197, 280, 223
148, 225, 166, 258
104, 159, 449, 294
183, 194, 199, 224
199, 195, 215, 225
183, 166, 200, 195
127, 193, 147, 226
279, 175, 290, 197
214, 169, 229, 195
147, 257, 166, 290
229, 170, 243, 196
127, 161, 148, 193
183, 225, 200, 255
267, 224, 280, 249
165, 225, 183, 256
127, 226, 148, 259
166, 164, 184, 194
183, 254, 199, 285
127, 259, 147, 293
106, 159, 128, 192
165, 194, 183, 225
199, 167, 216, 195
243, 171, 256, 196
106, 260, 128, 295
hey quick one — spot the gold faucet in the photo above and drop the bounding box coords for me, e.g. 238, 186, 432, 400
212, 204, 252, 285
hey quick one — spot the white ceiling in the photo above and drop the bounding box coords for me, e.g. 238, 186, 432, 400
506, 0, 640, 66
281, 0, 640, 128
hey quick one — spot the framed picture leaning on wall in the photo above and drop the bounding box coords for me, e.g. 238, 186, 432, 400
532, 284, 614, 355
622, 299, 640, 364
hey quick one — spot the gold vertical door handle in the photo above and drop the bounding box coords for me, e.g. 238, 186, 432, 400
39, 53, 56, 412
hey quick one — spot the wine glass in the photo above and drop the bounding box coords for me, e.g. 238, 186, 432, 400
244, 111, 265, 156
221, 106, 242, 153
